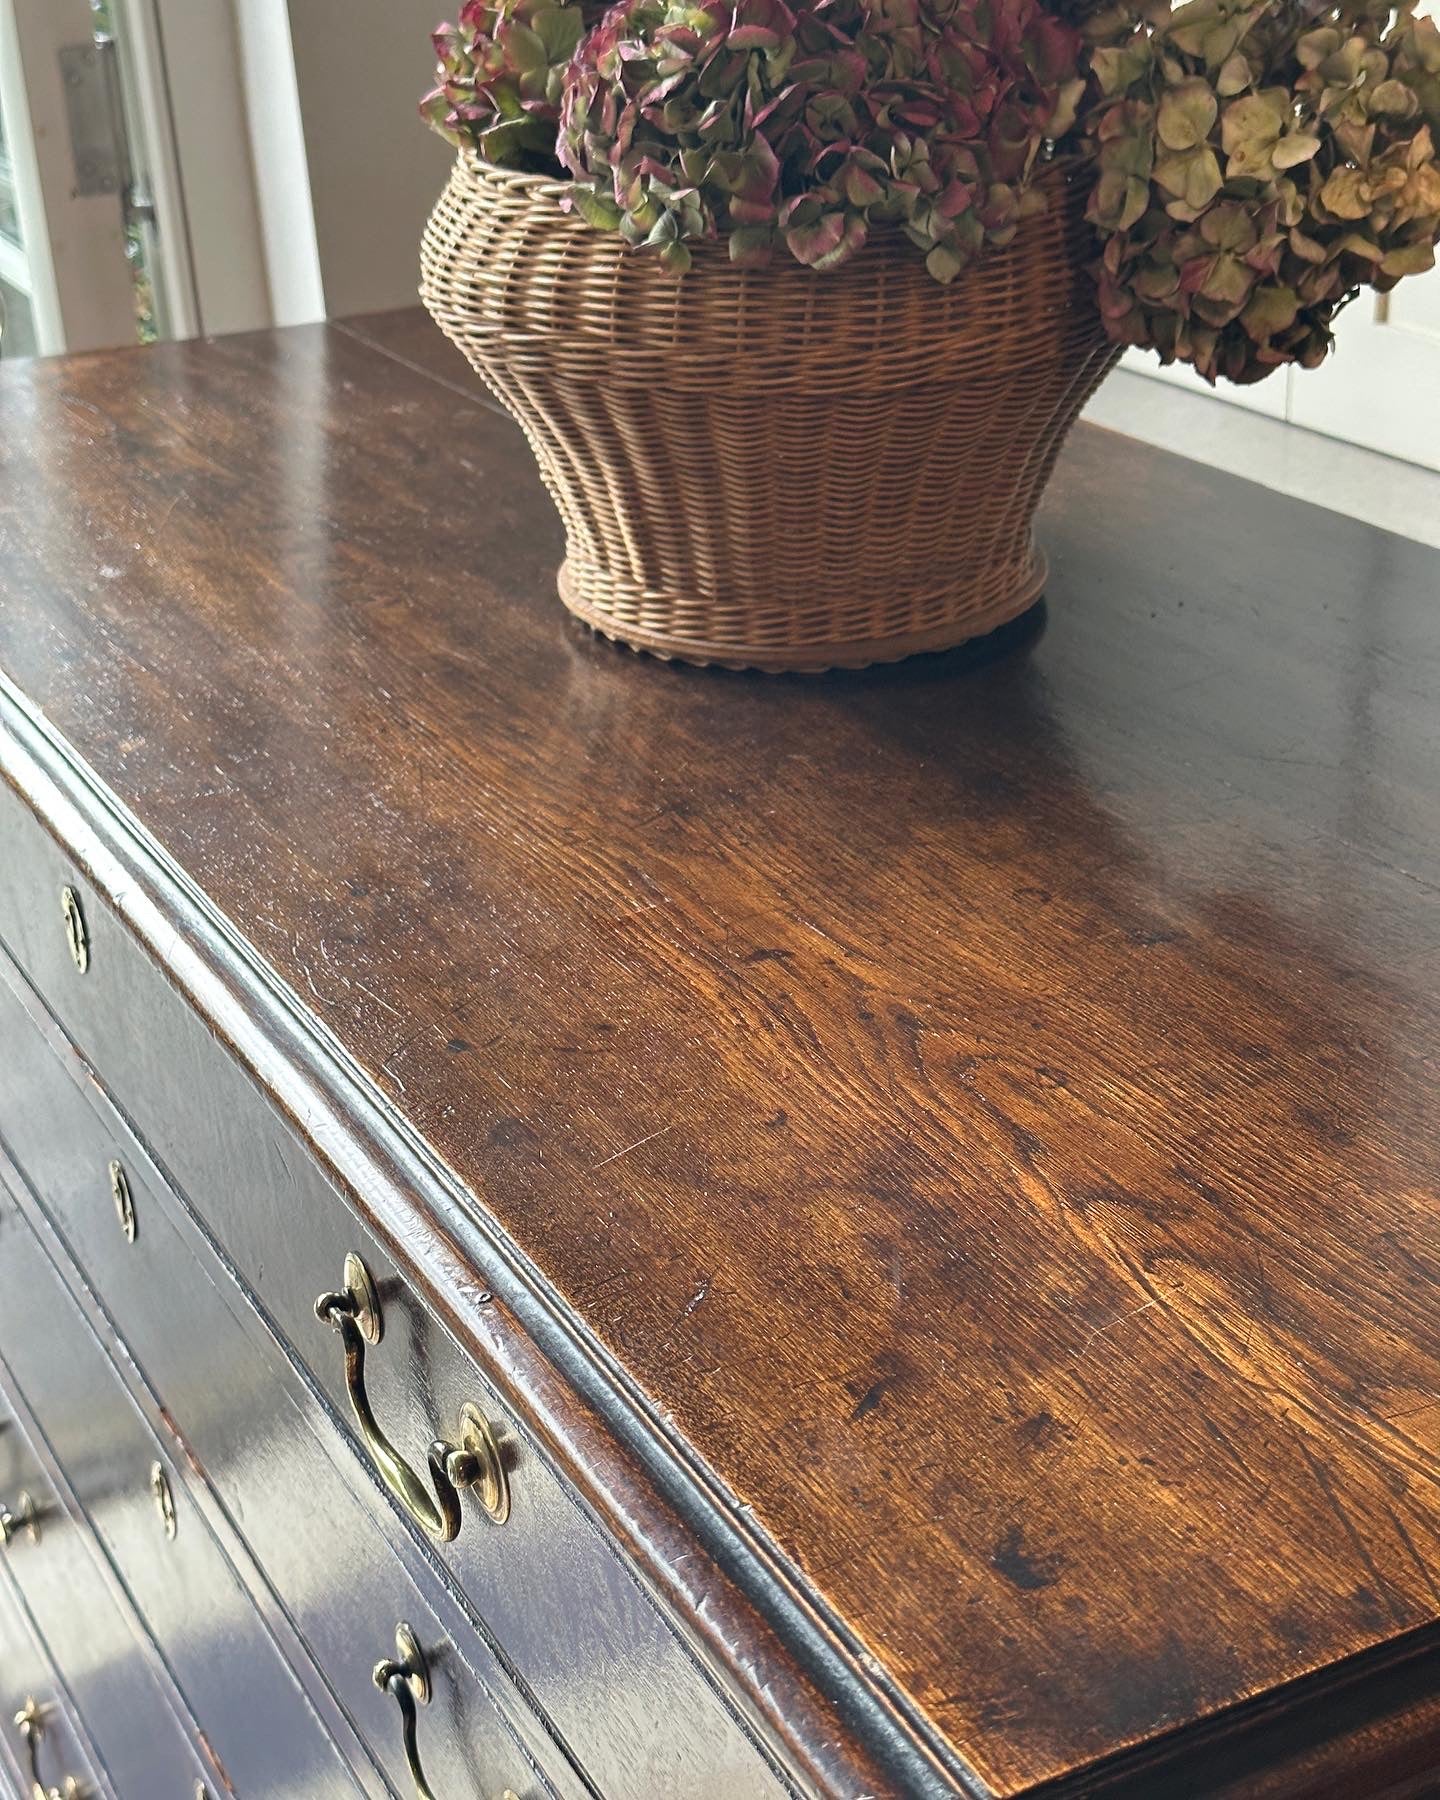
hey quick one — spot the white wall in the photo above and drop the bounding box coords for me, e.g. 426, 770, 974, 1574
280, 0, 451, 320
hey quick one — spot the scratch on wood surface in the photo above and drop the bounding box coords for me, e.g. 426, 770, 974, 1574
1381, 1397, 1440, 1424
1075, 1297, 1159, 1361
1296, 1436, 1407, 1627
590, 1125, 672, 1171
1386, 1504, 1440, 1610
148, 494, 181, 540
679, 1278, 710, 1319
293, 934, 343, 1006
272, 1135, 295, 1188
354, 978, 402, 1018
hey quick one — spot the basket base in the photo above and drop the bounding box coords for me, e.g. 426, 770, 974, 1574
556, 554, 1050, 675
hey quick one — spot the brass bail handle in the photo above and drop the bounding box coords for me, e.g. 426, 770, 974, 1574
374, 1625, 438, 1800
314, 1253, 509, 1541
372, 1629, 519, 1800
13, 1698, 85, 1799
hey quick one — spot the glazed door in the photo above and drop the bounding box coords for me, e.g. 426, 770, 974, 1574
0, 0, 192, 356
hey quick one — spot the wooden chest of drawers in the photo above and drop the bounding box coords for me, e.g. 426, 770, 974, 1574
0, 311, 1438, 1799
0, 717, 793, 1800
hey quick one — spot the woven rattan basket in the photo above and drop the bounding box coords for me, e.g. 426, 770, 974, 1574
421, 153, 1117, 672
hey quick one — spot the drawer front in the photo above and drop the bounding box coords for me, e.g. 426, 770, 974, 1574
0, 1132, 557, 1800
0, 1574, 106, 1800
0, 1182, 367, 1800
0, 786, 791, 1799
0, 969, 575, 1800
0, 1348, 211, 1798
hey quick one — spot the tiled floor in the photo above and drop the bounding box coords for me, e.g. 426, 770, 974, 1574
1083, 368, 1440, 552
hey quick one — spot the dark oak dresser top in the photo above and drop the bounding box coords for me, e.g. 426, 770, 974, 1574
2, 310, 1439, 1799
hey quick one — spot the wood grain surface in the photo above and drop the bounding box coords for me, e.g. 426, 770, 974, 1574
1, 312, 1438, 1796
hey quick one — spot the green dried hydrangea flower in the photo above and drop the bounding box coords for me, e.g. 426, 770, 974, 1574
1075, 0, 1440, 383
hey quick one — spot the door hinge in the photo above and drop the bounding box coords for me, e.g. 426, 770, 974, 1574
57, 37, 129, 200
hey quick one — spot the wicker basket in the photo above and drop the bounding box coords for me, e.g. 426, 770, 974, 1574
420, 153, 1117, 672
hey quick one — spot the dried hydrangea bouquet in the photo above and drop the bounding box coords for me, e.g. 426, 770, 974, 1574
418, 0, 1440, 671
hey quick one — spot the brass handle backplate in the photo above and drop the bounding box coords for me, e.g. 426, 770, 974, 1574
315, 1254, 509, 1541
14, 1697, 86, 1798
0, 1491, 42, 1548
149, 1462, 177, 1540
108, 1161, 136, 1244
60, 887, 89, 974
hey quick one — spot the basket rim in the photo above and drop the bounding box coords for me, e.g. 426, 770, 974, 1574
436, 145, 1099, 292
453, 147, 573, 201
448, 143, 1094, 203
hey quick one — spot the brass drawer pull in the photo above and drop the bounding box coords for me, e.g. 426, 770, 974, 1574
13, 1697, 86, 1798
374, 1624, 438, 1800
0, 1490, 43, 1547
314, 1253, 509, 1540
371, 1627, 521, 1800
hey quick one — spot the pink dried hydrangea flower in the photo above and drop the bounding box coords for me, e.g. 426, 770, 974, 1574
557, 0, 1084, 275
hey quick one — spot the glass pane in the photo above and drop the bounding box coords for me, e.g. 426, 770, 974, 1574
0, 106, 21, 247
0, 71, 38, 358
0, 275, 37, 357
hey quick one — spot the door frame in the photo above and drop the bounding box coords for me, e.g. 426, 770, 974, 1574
131, 0, 276, 338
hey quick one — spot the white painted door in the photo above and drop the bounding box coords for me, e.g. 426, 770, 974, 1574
1125, 272, 1440, 470
1287, 265, 1440, 471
